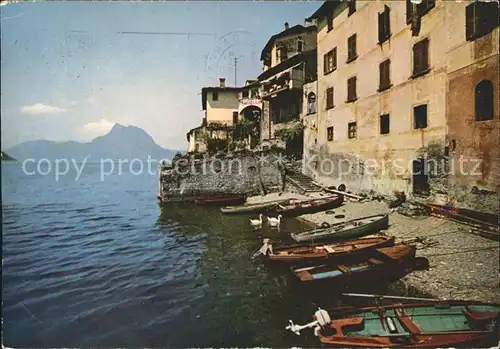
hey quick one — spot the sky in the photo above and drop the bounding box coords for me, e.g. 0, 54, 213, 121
1, 1, 320, 151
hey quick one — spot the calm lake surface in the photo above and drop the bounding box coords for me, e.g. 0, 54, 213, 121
2, 162, 408, 347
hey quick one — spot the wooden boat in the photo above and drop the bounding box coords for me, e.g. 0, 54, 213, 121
194, 195, 246, 206
220, 198, 297, 215
291, 214, 389, 243
254, 235, 395, 264
286, 299, 500, 348
292, 244, 425, 286
273, 195, 344, 217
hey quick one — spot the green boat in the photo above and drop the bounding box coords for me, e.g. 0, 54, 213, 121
291, 214, 389, 243
287, 298, 500, 347
220, 198, 297, 215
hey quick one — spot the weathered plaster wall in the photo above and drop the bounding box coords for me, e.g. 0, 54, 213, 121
444, 5, 499, 213
311, 1, 448, 196
206, 90, 239, 125
309, 0, 499, 213
160, 151, 284, 201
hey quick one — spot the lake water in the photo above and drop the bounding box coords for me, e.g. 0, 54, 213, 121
2, 162, 408, 347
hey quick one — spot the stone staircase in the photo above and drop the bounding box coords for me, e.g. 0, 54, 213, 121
285, 169, 323, 193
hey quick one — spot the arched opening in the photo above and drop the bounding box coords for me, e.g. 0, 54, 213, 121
475, 80, 494, 121
233, 106, 261, 149
307, 92, 317, 114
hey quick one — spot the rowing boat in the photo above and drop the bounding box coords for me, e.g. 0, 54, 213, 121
292, 244, 424, 286
220, 198, 297, 215
286, 300, 500, 347
194, 195, 246, 206
273, 195, 344, 217
253, 235, 395, 264
291, 214, 389, 243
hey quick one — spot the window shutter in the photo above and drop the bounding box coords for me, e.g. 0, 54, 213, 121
378, 11, 383, 43
385, 6, 391, 38
466, 3, 475, 40
332, 48, 337, 69
422, 38, 429, 71
406, 0, 413, 24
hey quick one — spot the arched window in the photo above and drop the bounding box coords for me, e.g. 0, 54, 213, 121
307, 92, 317, 114
475, 80, 494, 121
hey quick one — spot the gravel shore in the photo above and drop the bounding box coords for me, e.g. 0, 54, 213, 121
248, 192, 499, 303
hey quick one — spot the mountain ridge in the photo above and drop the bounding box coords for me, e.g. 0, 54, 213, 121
1, 151, 16, 161
6, 123, 180, 161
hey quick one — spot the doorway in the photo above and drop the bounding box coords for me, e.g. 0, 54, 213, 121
412, 158, 430, 196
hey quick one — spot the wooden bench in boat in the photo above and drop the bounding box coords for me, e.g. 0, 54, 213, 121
394, 307, 422, 334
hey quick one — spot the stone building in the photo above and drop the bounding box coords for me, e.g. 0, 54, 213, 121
186, 78, 262, 154
305, 0, 498, 212
257, 22, 317, 158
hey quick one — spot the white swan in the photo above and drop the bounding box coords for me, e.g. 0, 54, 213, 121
267, 214, 283, 227
249, 214, 263, 226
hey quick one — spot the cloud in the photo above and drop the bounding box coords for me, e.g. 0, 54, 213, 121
83, 119, 114, 135
21, 103, 66, 115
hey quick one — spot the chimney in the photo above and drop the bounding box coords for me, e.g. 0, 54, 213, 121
284, 22, 289, 30
219, 77, 226, 87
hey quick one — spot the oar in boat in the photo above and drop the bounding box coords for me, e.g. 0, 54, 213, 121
341, 292, 439, 302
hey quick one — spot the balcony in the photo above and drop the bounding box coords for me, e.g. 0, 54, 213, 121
261, 68, 304, 100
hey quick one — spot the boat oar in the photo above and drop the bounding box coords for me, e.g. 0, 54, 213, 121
341, 292, 439, 302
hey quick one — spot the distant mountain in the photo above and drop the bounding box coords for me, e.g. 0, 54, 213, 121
1, 151, 16, 161
6, 124, 180, 162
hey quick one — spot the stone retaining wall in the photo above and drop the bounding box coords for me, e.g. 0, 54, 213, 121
159, 150, 285, 201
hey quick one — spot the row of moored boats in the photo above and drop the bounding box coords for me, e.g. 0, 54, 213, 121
196, 193, 500, 347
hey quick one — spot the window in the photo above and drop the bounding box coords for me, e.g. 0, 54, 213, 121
212, 91, 219, 101
297, 39, 304, 52
251, 89, 259, 98
466, 1, 499, 41
380, 114, 390, 134
378, 5, 391, 44
348, 122, 357, 139
327, 126, 334, 141
347, 77, 357, 102
475, 80, 494, 121
406, 0, 435, 24
277, 46, 288, 63
326, 87, 334, 109
233, 111, 239, 124
323, 48, 337, 74
412, 38, 429, 77
348, 0, 356, 16
327, 13, 334, 32
307, 92, 317, 114
414, 104, 428, 129
347, 34, 357, 62
379, 59, 391, 91
242, 90, 249, 98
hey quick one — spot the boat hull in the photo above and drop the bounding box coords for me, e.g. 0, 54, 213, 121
220, 199, 294, 215
194, 195, 246, 206
291, 214, 389, 243
292, 244, 422, 288
317, 301, 500, 348
265, 236, 396, 264
273, 195, 344, 217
